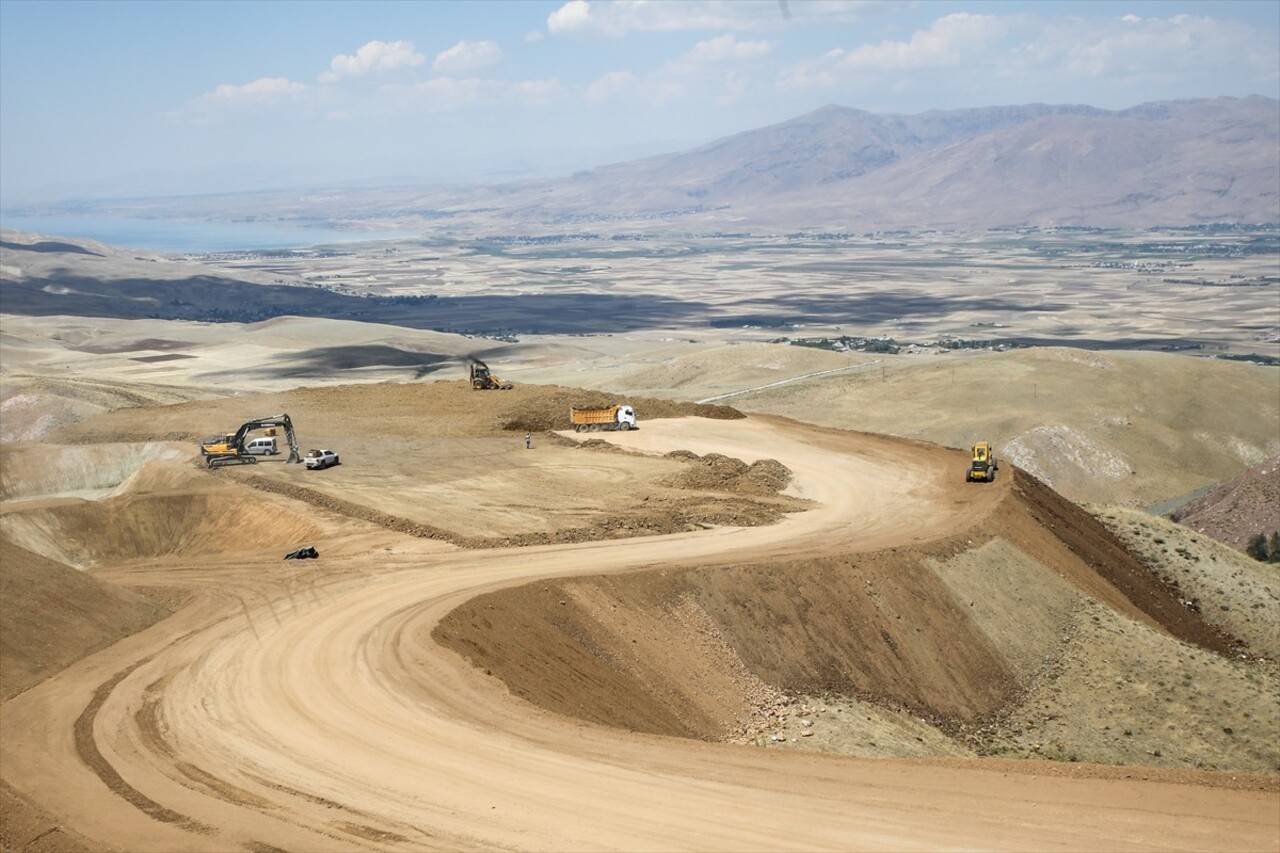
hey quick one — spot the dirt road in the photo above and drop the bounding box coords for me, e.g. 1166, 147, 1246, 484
2, 417, 1276, 852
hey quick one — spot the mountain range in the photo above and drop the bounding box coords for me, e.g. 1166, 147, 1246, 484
15, 96, 1279, 233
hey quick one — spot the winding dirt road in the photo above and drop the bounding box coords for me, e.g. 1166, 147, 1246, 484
2, 417, 1276, 852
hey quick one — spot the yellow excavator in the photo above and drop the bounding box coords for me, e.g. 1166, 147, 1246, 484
469, 359, 512, 390
200, 414, 301, 468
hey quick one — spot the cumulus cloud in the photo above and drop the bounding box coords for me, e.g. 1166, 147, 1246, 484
1027, 13, 1278, 81
200, 77, 307, 103
549, 0, 875, 38
319, 40, 425, 83
774, 8, 1278, 107
841, 12, 1007, 69
683, 34, 773, 63
433, 40, 504, 74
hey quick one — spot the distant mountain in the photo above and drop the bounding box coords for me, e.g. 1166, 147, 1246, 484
15, 97, 1279, 233
481, 96, 1278, 230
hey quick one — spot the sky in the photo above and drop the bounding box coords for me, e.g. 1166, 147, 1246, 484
1, 0, 1276, 203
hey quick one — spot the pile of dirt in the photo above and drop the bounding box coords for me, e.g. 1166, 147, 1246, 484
0, 535, 169, 699
660, 452, 792, 495
1170, 454, 1280, 553
434, 467, 1278, 773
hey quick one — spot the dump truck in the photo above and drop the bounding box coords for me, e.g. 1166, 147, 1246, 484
966, 441, 997, 482
469, 360, 512, 390
570, 405, 638, 432
200, 414, 302, 468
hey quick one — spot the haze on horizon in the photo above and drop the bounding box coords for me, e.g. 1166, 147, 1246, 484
1, 0, 1276, 206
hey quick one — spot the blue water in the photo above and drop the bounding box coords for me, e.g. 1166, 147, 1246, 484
0, 213, 418, 253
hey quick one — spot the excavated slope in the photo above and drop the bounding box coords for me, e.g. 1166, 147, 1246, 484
435, 466, 1236, 741
0, 536, 169, 699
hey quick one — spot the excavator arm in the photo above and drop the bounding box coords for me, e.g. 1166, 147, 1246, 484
231, 415, 301, 464
204, 414, 301, 466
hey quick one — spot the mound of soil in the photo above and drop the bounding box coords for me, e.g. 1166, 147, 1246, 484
660, 452, 792, 495
434, 468, 1277, 773
0, 536, 169, 699
1171, 454, 1280, 553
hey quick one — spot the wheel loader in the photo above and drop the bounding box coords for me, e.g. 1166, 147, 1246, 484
966, 441, 997, 482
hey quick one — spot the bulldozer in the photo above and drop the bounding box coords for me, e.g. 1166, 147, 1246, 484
469, 359, 512, 390
200, 414, 302, 468
966, 441, 998, 482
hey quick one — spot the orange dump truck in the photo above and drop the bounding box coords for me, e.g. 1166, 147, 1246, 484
569, 405, 638, 432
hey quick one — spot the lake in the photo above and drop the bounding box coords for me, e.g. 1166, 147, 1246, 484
0, 214, 418, 253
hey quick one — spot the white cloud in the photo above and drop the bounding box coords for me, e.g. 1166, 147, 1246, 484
524, 30, 546, 43
549, 1, 599, 36
548, 0, 879, 38
319, 40, 425, 83
433, 40, 504, 74
376, 76, 563, 111
841, 13, 1007, 70
683, 34, 773, 63
773, 8, 1278, 109
1026, 13, 1278, 82
586, 70, 639, 104
201, 77, 307, 103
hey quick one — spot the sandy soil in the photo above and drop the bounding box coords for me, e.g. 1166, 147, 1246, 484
1, 380, 1277, 851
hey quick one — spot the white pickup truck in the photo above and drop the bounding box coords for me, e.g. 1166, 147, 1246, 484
304, 449, 339, 470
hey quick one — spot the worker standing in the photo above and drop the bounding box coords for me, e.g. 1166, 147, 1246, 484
524, 433, 532, 449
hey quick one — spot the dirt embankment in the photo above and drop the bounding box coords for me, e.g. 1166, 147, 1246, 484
434, 466, 1277, 773
0, 536, 169, 700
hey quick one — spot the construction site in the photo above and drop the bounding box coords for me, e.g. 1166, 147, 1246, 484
1, 361, 1278, 852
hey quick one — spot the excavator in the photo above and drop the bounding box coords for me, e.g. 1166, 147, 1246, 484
469, 359, 513, 390
200, 414, 301, 468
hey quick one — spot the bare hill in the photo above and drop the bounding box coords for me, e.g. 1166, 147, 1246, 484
532, 97, 1279, 230
1171, 454, 1280, 551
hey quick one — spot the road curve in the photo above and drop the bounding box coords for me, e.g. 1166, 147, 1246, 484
2, 417, 1276, 852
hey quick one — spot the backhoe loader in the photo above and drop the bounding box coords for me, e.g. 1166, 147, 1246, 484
469, 359, 513, 390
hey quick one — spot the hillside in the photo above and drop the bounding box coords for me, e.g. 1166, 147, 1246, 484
1171, 454, 1280, 551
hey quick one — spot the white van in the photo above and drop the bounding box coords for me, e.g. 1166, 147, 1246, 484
244, 436, 278, 455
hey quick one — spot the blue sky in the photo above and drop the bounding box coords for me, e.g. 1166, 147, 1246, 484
1, 0, 1276, 203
